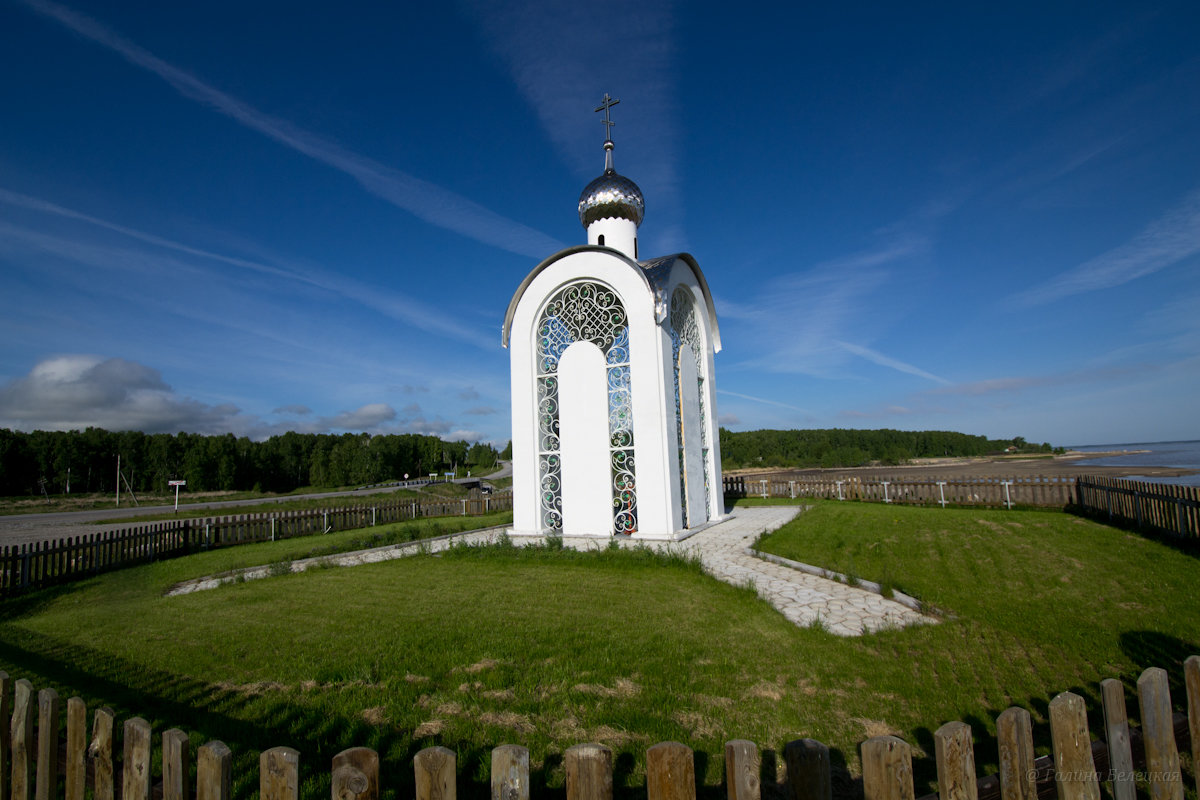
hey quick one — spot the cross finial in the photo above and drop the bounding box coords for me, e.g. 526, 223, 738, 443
595, 93, 620, 142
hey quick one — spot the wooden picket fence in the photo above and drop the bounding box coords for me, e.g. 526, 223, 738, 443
0, 494, 513, 600
723, 475, 1078, 509
1074, 476, 1200, 539
2, 658, 1198, 800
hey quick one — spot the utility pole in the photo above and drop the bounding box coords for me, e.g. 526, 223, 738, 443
116, 454, 120, 508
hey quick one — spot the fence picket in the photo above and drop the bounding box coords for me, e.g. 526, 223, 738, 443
565, 743, 612, 800
164, 728, 191, 800
198, 742, 233, 800
996, 707, 1036, 800
10, 680, 34, 800
1136, 667, 1184, 800
123, 718, 153, 800
1099, 679, 1134, 800
0, 671, 9, 800
259, 747, 299, 800
34, 689, 59, 800
65, 698, 86, 800
725, 740, 760, 800
491, 745, 529, 800
332, 747, 379, 800
934, 722, 975, 800
88, 708, 114, 800
415, 746, 455, 800
1186, 656, 1200, 795
646, 742, 695, 800
1048, 692, 1099, 800
783, 738, 829, 800
861, 736, 914, 800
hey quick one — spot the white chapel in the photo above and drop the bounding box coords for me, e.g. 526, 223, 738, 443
502, 95, 724, 540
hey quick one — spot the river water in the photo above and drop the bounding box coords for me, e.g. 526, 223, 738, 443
1069, 440, 1200, 487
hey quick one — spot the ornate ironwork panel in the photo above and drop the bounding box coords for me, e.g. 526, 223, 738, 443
536, 281, 636, 534
670, 287, 711, 523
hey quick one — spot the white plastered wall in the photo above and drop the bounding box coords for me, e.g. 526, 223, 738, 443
508, 250, 677, 539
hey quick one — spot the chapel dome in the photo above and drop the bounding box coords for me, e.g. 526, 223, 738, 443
578, 169, 645, 228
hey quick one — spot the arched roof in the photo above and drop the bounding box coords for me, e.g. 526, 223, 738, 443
501, 246, 721, 351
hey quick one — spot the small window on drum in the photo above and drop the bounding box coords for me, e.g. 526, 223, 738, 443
598, 234, 606, 246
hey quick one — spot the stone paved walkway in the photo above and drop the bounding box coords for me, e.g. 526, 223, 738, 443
666, 507, 931, 636
167, 507, 932, 636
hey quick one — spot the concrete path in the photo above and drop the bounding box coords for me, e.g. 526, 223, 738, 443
167, 506, 932, 636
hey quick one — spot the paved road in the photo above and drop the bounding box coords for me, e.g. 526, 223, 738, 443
0, 467, 509, 548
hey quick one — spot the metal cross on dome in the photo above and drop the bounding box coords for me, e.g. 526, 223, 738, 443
595, 93, 620, 142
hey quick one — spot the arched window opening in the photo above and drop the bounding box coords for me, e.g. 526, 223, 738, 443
669, 287, 710, 526
597, 234, 606, 246
535, 281, 636, 534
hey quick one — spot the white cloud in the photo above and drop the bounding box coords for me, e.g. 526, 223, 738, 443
0, 355, 246, 434
272, 404, 311, 416
322, 404, 396, 431
1013, 188, 1200, 306
17, 0, 563, 259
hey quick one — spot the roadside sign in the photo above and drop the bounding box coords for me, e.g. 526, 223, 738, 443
169, 480, 187, 511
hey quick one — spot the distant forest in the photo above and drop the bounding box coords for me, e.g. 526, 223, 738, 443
0, 428, 500, 497
719, 428, 1055, 470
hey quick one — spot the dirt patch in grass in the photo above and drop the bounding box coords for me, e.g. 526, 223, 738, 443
571, 678, 640, 697
404, 673, 429, 683
747, 680, 785, 701
361, 706, 387, 725
672, 710, 720, 738
463, 658, 501, 673
853, 717, 900, 739
414, 720, 445, 737
482, 688, 516, 701
479, 711, 534, 733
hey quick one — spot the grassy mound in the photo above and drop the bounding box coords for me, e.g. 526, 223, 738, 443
1, 503, 1197, 800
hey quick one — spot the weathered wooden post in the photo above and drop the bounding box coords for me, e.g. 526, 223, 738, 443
934, 722, 976, 800
332, 747, 378, 800
88, 708, 115, 800
647, 742, 695, 800
1, 671, 11, 800
35, 689, 59, 800
565, 743, 612, 800
996, 707, 1036, 800
491, 745, 529, 800
726, 740, 761, 800
1099, 679, 1134, 800
197, 742, 232, 800
10, 680, 33, 800
65, 698, 86, 800
415, 747, 455, 800
783, 738, 830, 800
164, 729, 192, 800
260, 747, 300, 800
861, 736, 914, 800
1049, 692, 1099, 800
1186, 656, 1200, 794
1136, 667, 1183, 800
124, 718, 153, 800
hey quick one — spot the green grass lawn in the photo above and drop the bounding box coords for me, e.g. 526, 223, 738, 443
1, 501, 1197, 800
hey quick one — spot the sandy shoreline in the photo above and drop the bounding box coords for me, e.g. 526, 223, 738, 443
727, 450, 1199, 481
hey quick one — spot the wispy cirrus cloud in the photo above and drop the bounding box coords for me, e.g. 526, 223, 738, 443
460, 0, 683, 249
1013, 188, 1200, 306
834, 341, 950, 385
15, 0, 563, 259
927, 365, 1154, 397
716, 390, 809, 414
0, 187, 490, 346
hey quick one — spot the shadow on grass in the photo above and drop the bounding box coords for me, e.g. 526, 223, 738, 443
0, 623, 552, 800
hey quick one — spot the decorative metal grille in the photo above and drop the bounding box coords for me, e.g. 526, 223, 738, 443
669, 287, 711, 524
536, 281, 636, 534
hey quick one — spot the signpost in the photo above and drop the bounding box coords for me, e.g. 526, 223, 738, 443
168, 480, 186, 512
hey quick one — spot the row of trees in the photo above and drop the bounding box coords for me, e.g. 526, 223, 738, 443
718, 428, 1055, 469
0, 428, 501, 497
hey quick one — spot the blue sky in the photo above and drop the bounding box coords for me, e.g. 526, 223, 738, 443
1, 0, 1198, 448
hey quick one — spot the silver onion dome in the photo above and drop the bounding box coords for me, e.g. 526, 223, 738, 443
578, 168, 645, 228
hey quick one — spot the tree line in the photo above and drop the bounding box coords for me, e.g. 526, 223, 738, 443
0, 428, 501, 497
718, 428, 1056, 469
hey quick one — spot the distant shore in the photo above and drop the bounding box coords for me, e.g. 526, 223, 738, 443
727, 449, 1199, 480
